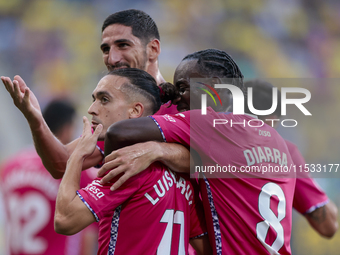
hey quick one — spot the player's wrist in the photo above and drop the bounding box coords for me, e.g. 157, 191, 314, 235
148, 141, 164, 162
27, 114, 45, 132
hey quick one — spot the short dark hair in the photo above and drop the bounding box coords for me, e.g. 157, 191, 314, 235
102, 9, 160, 45
107, 68, 161, 113
43, 100, 76, 135
244, 79, 281, 118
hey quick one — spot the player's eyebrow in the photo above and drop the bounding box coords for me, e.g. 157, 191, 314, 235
93, 91, 112, 99
114, 39, 134, 45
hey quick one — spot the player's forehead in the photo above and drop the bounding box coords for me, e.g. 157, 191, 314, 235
101, 24, 142, 46
174, 59, 205, 84
93, 75, 129, 97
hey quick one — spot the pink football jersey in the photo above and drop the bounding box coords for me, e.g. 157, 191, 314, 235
285, 140, 328, 214
0, 148, 93, 255
156, 102, 179, 115
151, 108, 296, 255
77, 162, 206, 255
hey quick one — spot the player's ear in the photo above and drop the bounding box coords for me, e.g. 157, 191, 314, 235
146, 39, 160, 63
129, 102, 144, 119
212, 77, 222, 85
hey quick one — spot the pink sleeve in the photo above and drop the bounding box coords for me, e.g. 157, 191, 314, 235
286, 140, 329, 214
294, 178, 329, 214
77, 173, 145, 220
79, 168, 98, 188
150, 112, 191, 146
155, 103, 179, 115
189, 179, 207, 239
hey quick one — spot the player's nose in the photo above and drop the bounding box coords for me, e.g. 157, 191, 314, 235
107, 48, 122, 66
88, 101, 98, 116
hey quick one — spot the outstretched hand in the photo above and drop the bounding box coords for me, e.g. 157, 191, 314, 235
1, 75, 42, 128
97, 141, 162, 191
73, 116, 103, 159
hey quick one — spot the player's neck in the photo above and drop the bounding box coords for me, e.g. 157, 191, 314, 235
146, 61, 165, 85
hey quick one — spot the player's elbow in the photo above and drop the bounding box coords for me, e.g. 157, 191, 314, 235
43, 162, 66, 179
106, 122, 126, 144
105, 122, 130, 155
307, 201, 339, 238
318, 221, 338, 238
322, 201, 339, 238
54, 214, 77, 236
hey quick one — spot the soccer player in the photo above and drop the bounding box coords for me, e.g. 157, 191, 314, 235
244, 79, 338, 238
100, 9, 177, 115
0, 9, 187, 183
54, 68, 211, 254
0, 99, 98, 255
102, 49, 297, 254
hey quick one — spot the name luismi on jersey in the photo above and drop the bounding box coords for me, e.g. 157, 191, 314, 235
144, 169, 193, 206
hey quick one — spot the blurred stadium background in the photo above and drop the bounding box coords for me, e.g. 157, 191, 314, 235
0, 0, 339, 254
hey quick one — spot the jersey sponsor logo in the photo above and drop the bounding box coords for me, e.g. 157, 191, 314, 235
176, 113, 186, 118
84, 180, 105, 199
144, 170, 193, 206
259, 129, 271, 137
243, 146, 288, 166
162, 114, 176, 122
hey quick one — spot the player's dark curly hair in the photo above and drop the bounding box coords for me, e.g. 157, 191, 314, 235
102, 9, 160, 45
159, 49, 250, 112
108, 68, 163, 114
183, 49, 244, 92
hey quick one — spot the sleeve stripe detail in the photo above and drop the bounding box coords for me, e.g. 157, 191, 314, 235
190, 232, 208, 239
203, 175, 222, 255
76, 191, 100, 222
149, 116, 167, 142
96, 144, 104, 156
304, 199, 330, 214
108, 205, 122, 255
94, 145, 105, 169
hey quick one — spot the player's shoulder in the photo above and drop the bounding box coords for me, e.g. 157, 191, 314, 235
284, 139, 298, 151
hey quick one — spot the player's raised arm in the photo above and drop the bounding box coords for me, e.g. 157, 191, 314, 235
98, 116, 191, 190
55, 117, 102, 235
1, 75, 102, 178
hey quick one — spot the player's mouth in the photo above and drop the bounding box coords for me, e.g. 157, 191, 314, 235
114, 66, 129, 70
91, 121, 100, 131
107, 63, 130, 71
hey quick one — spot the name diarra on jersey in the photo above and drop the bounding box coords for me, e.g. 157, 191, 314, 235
83, 169, 193, 206
243, 146, 288, 166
